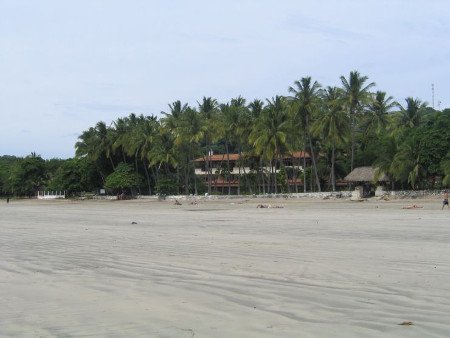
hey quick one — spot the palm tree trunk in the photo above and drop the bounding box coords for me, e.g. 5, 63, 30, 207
226, 142, 231, 195
308, 134, 321, 192
237, 145, 242, 195
350, 110, 356, 171
273, 158, 278, 194
331, 144, 336, 192
208, 145, 212, 195
242, 165, 252, 194
143, 159, 152, 195
303, 136, 307, 193
108, 156, 115, 171
260, 158, 265, 194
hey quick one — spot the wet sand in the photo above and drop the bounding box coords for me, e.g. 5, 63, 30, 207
1, 198, 449, 337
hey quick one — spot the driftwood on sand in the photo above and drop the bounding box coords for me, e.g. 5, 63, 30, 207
257, 204, 284, 209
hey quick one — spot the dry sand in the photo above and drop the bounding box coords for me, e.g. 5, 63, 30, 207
1, 197, 449, 337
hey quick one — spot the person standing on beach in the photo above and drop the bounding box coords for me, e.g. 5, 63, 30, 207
6, 197, 9, 203
443, 190, 449, 210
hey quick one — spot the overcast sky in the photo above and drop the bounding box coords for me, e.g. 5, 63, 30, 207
1, 0, 449, 158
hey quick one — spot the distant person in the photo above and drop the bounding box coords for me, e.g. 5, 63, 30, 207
6, 197, 9, 203
443, 190, 449, 210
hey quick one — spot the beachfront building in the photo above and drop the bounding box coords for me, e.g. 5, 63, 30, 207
193, 151, 312, 194
344, 166, 389, 200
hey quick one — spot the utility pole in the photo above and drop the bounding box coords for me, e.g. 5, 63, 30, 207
432, 83, 435, 109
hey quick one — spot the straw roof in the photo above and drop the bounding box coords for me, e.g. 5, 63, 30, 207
344, 166, 389, 182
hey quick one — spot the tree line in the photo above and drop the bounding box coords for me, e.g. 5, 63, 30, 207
1, 71, 449, 197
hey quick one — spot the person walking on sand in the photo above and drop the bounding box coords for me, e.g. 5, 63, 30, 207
442, 190, 449, 210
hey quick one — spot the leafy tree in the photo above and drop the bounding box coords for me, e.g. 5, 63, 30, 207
442, 151, 450, 187
48, 158, 99, 195
9, 153, 47, 196
104, 163, 141, 193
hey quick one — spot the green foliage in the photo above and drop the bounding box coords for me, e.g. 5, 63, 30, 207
9, 154, 47, 196
442, 151, 450, 187
104, 163, 141, 193
47, 158, 99, 195
5, 72, 448, 195
155, 176, 179, 195
277, 165, 288, 193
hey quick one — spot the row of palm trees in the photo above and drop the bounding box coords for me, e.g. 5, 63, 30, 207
75, 71, 437, 194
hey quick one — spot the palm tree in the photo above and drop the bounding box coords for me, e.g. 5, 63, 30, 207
229, 96, 251, 194
288, 77, 322, 192
218, 103, 237, 195
340, 71, 375, 171
198, 97, 219, 194
161, 100, 189, 134
161, 101, 192, 193
391, 134, 423, 189
399, 97, 427, 129
248, 99, 264, 119
75, 122, 115, 183
249, 96, 289, 193
177, 107, 203, 194
312, 87, 349, 191
127, 115, 159, 195
148, 127, 178, 191
365, 91, 397, 135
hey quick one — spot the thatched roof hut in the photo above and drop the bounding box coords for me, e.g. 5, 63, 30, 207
344, 166, 389, 183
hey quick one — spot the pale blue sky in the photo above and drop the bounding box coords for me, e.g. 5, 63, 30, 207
1, 0, 449, 158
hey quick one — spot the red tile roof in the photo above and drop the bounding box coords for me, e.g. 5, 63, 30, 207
194, 154, 241, 162
194, 151, 310, 162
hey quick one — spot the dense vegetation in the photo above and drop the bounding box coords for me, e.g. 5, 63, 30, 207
1, 71, 449, 197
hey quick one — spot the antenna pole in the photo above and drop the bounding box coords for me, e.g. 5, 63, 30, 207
432, 83, 435, 109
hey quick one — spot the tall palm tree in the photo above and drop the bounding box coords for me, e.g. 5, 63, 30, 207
399, 97, 427, 129
340, 71, 375, 171
288, 77, 322, 192
75, 122, 115, 182
127, 115, 159, 195
372, 136, 398, 190
365, 91, 397, 135
178, 107, 203, 194
250, 96, 289, 193
312, 87, 349, 191
391, 134, 423, 189
218, 103, 237, 195
230, 96, 251, 194
161, 101, 192, 193
198, 97, 219, 194
148, 127, 178, 191
161, 100, 189, 134
248, 99, 264, 119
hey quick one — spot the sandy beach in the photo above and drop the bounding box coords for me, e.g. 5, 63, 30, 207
1, 197, 449, 337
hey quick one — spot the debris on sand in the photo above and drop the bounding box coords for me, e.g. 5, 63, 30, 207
402, 205, 423, 209
398, 321, 414, 326
257, 204, 284, 209
174, 200, 182, 205
131, 221, 137, 224
189, 201, 198, 205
